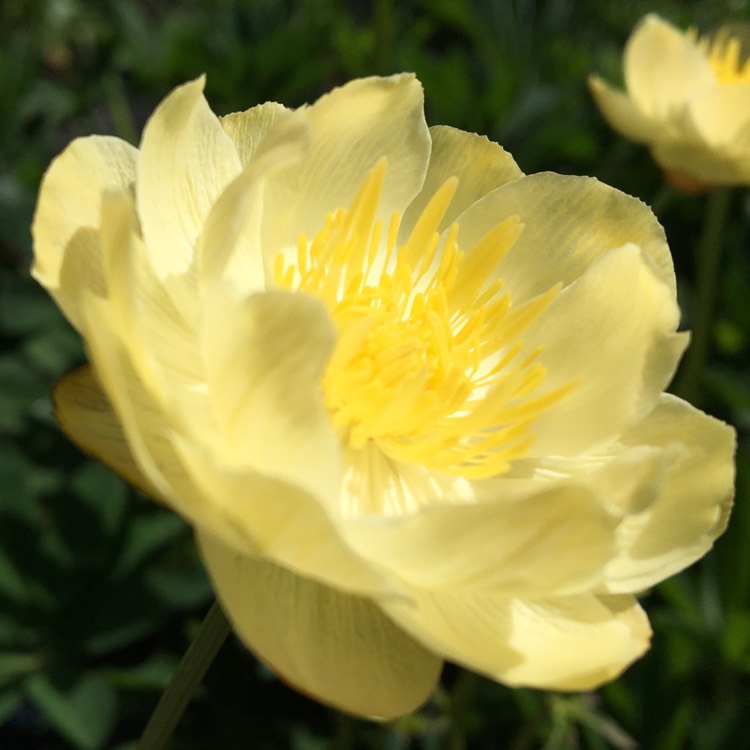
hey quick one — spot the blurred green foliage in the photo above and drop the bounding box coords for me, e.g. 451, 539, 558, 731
1, 0, 750, 747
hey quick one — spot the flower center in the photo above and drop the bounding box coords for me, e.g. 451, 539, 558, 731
273, 159, 571, 479
695, 26, 750, 85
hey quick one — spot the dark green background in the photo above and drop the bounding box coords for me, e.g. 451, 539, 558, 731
2, 1, 749, 747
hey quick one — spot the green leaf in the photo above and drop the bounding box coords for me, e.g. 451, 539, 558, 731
0, 688, 23, 725
25, 671, 117, 750
0, 651, 41, 689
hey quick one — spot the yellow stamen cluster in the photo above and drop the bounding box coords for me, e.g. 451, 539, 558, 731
273, 159, 570, 479
693, 27, 750, 85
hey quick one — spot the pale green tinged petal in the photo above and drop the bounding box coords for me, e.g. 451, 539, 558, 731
454, 172, 675, 304
525, 244, 686, 455
195, 544, 442, 719
31, 136, 137, 331
604, 394, 735, 593
261, 74, 430, 271
51, 348, 250, 548
53, 366, 163, 501
342, 482, 616, 596
624, 15, 714, 120
381, 589, 650, 691
200, 286, 340, 505
137, 77, 242, 278
588, 75, 662, 144
220, 101, 291, 167
400, 125, 524, 239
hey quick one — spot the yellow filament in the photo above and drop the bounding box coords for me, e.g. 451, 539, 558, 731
692, 27, 750, 85
273, 158, 570, 478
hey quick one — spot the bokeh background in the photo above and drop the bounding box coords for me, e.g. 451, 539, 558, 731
2, 0, 750, 748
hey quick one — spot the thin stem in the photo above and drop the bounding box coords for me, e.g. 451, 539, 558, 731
445, 670, 477, 750
673, 187, 732, 403
137, 601, 231, 750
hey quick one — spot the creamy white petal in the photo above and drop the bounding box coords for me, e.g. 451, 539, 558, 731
342, 481, 616, 596
31, 136, 137, 331
196, 108, 309, 294
400, 125, 524, 239
605, 394, 735, 593
77, 295, 238, 544
176, 440, 393, 595
624, 15, 714, 121
196, 544, 442, 719
261, 74, 431, 272
381, 589, 650, 691
452, 172, 675, 305
199, 286, 340, 506
523, 244, 686, 455
136, 77, 242, 277
588, 75, 662, 144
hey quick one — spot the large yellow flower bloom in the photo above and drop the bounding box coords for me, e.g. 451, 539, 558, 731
589, 14, 750, 188
33, 75, 734, 719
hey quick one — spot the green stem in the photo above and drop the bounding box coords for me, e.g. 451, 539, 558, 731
673, 187, 732, 403
445, 670, 477, 750
137, 602, 231, 750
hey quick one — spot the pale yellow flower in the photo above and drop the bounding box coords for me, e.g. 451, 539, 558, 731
590, 14, 750, 188
33, 74, 734, 719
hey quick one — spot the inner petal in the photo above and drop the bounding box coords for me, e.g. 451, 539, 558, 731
273, 159, 571, 484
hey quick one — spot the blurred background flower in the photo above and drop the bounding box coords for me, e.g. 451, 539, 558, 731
589, 13, 750, 190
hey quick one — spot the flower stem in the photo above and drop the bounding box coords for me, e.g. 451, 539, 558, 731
446, 670, 477, 750
673, 188, 732, 403
137, 601, 231, 750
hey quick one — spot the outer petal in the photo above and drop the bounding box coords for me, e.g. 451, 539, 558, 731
605, 394, 735, 593
524, 244, 686, 455
380, 589, 650, 691
31, 136, 137, 331
453, 172, 675, 305
341, 482, 617, 596
624, 15, 714, 120
98, 191, 208, 414
400, 125, 524, 238
588, 75, 661, 144
137, 77, 242, 278
260, 75, 431, 272
77, 294, 241, 546
53, 366, 163, 501
196, 541, 442, 719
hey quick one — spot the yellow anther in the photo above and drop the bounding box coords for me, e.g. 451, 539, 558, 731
273, 160, 571, 478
